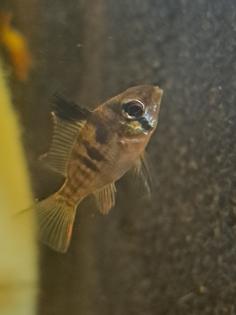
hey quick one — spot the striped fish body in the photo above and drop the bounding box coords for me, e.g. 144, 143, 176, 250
36, 85, 163, 252
61, 115, 152, 203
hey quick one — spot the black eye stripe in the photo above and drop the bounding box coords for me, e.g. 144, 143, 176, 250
138, 117, 153, 131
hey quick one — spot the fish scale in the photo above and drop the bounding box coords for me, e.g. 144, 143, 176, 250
62, 141, 103, 201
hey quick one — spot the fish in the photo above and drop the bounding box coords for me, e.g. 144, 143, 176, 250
0, 11, 32, 81
37, 85, 163, 253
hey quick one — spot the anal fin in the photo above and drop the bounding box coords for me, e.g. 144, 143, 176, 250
94, 183, 116, 215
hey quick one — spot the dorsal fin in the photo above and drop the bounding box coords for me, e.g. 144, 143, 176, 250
40, 95, 90, 176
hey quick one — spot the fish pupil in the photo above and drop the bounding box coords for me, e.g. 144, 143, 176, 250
122, 101, 144, 119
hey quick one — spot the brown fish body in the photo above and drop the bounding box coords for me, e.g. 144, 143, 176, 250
60, 116, 151, 204
37, 85, 163, 252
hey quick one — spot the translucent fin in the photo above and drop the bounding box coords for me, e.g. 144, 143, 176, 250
132, 153, 153, 197
36, 194, 78, 253
94, 183, 116, 215
40, 95, 91, 175
40, 114, 85, 175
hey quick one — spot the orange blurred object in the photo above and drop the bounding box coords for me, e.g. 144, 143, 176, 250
0, 12, 32, 81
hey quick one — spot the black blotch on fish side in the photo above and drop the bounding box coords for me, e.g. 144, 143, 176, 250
53, 94, 91, 122
82, 140, 106, 162
95, 121, 109, 144
89, 115, 110, 144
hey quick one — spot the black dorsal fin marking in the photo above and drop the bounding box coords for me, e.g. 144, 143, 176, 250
53, 93, 91, 122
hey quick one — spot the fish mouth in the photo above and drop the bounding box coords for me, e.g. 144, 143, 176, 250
136, 87, 161, 133
138, 116, 157, 132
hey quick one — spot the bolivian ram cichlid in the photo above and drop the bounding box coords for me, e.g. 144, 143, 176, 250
37, 85, 163, 253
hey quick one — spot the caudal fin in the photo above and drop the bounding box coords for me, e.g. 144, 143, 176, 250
36, 194, 77, 253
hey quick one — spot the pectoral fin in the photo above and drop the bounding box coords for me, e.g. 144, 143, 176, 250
94, 183, 116, 215
132, 153, 153, 196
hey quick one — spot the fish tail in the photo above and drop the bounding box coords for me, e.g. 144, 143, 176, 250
36, 193, 79, 253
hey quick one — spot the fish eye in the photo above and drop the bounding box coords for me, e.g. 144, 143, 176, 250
122, 100, 145, 119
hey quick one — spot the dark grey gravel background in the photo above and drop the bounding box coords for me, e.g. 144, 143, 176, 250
4, 0, 236, 314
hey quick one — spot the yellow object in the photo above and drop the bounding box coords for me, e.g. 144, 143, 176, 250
0, 12, 32, 81
0, 58, 37, 315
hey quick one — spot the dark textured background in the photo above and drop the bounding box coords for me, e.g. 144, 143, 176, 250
3, 0, 236, 314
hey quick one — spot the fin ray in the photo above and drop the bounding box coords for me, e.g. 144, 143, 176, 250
40, 114, 86, 176
132, 152, 153, 197
40, 94, 91, 176
36, 194, 78, 253
94, 183, 116, 215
